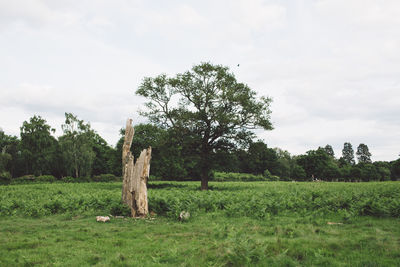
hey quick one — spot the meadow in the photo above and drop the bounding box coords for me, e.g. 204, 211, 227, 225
1, 181, 400, 266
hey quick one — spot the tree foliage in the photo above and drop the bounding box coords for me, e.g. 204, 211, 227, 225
20, 115, 57, 176
356, 143, 372, 163
59, 113, 95, 178
136, 62, 273, 189
1, 111, 399, 183
324, 144, 334, 157
342, 142, 355, 165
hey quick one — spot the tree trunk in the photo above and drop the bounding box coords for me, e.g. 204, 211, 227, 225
121, 119, 152, 217
200, 145, 211, 191
201, 175, 208, 190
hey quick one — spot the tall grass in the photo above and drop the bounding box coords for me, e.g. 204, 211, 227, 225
1, 181, 399, 219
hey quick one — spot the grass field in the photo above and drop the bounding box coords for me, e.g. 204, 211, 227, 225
1, 181, 400, 266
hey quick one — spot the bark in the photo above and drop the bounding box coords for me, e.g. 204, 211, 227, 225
200, 147, 210, 190
121, 119, 152, 217
130, 147, 151, 217
201, 175, 208, 190
122, 119, 134, 204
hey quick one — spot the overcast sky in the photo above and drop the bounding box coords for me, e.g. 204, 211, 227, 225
1, 0, 399, 161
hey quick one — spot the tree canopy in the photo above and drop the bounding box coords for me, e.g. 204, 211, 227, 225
356, 143, 372, 164
342, 142, 355, 165
136, 62, 273, 189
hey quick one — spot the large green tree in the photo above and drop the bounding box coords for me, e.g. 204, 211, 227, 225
0, 132, 23, 178
0, 129, 13, 181
324, 144, 334, 158
390, 158, 400, 180
341, 142, 355, 165
59, 113, 95, 178
241, 140, 278, 175
20, 115, 57, 176
356, 143, 372, 163
136, 63, 273, 189
90, 132, 115, 176
296, 147, 336, 180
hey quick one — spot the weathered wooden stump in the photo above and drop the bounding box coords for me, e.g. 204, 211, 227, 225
121, 119, 152, 217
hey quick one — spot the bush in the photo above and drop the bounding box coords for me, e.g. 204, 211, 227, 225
92, 174, 119, 182
264, 169, 272, 178
13, 175, 35, 184
61, 176, 76, 183
0, 171, 12, 184
212, 172, 267, 182
110, 202, 131, 216
36, 175, 56, 183
149, 175, 162, 181
267, 175, 280, 181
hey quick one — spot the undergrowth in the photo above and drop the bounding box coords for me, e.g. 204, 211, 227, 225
0, 181, 399, 220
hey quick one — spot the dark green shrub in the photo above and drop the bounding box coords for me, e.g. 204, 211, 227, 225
110, 202, 131, 216
267, 175, 280, 181
213, 172, 267, 182
36, 175, 56, 183
13, 175, 35, 183
92, 173, 119, 182
149, 175, 162, 181
0, 171, 12, 184
61, 176, 76, 183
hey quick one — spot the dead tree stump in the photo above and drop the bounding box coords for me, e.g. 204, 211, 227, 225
121, 119, 152, 217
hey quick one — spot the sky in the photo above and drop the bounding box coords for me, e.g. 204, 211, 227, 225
1, 0, 399, 161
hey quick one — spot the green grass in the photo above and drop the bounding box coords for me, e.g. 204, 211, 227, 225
1, 181, 400, 266
1, 213, 399, 266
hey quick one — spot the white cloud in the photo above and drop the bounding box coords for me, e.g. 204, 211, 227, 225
0, 0, 80, 29
315, 0, 400, 26
232, 0, 287, 31
0, 0, 399, 160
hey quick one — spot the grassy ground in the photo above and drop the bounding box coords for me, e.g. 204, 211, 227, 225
1, 213, 400, 266
1, 181, 400, 266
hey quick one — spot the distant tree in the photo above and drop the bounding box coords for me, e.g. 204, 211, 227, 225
213, 149, 240, 173
0, 131, 23, 178
296, 147, 332, 180
342, 142, 355, 165
324, 144, 335, 157
338, 157, 349, 168
91, 132, 114, 176
0, 130, 12, 180
377, 166, 391, 181
273, 148, 293, 180
322, 161, 341, 181
373, 161, 391, 181
390, 159, 400, 180
59, 113, 95, 178
350, 165, 362, 181
339, 164, 352, 182
244, 140, 278, 175
291, 164, 306, 181
356, 143, 372, 163
114, 124, 190, 180
20, 115, 57, 176
358, 163, 379, 182
136, 62, 273, 190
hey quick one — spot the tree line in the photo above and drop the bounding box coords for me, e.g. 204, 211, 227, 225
1, 113, 400, 183
1, 63, 400, 184
0, 113, 119, 181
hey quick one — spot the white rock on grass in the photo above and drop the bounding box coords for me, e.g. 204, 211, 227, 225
179, 211, 190, 221
96, 216, 110, 222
